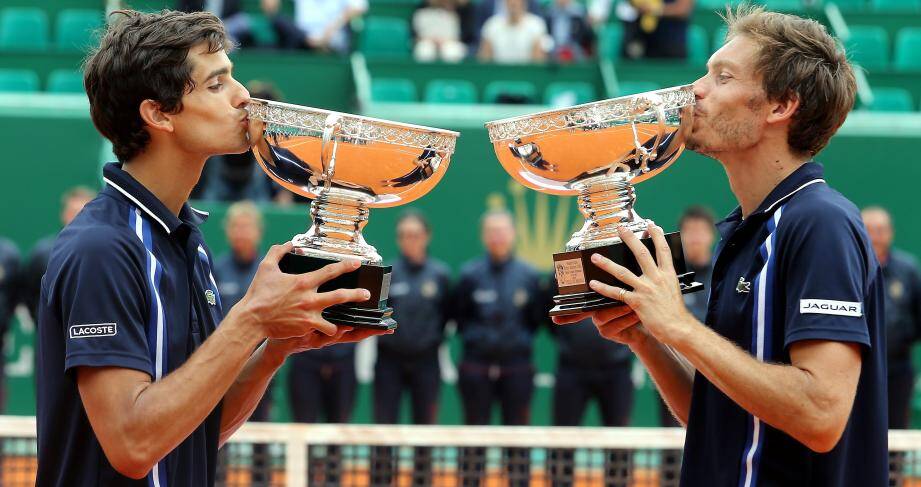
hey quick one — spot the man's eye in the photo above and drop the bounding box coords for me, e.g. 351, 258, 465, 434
209, 83, 223, 91
717, 74, 731, 83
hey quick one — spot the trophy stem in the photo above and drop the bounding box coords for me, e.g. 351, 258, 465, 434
292, 188, 383, 264
566, 176, 648, 251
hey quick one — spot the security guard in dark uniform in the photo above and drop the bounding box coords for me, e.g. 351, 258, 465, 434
22, 187, 95, 324
0, 236, 20, 411
453, 209, 545, 487
212, 201, 272, 485
371, 210, 451, 486
862, 206, 921, 430
548, 312, 634, 487
288, 343, 357, 485
659, 206, 717, 486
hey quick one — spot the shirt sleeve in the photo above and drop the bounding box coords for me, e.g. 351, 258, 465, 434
56, 233, 153, 376
780, 206, 872, 349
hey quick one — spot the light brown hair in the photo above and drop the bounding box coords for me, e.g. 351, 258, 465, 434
723, 5, 856, 156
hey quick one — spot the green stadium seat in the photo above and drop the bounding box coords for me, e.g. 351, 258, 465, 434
894, 28, 921, 71
713, 25, 729, 53
0, 8, 50, 51
544, 81, 598, 106
844, 26, 889, 71
763, 0, 804, 10
483, 80, 538, 104
688, 24, 709, 65
617, 81, 661, 97
829, 0, 868, 11
598, 24, 623, 61
864, 87, 914, 111
696, 0, 742, 11
871, 0, 921, 11
47, 69, 85, 93
56, 9, 103, 52
371, 78, 417, 102
0, 69, 40, 92
424, 79, 477, 104
359, 17, 411, 59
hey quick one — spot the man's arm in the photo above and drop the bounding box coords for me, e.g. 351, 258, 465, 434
78, 308, 264, 479
77, 243, 371, 479
586, 224, 863, 452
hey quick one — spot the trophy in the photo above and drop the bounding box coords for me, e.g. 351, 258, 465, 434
485, 85, 703, 316
246, 99, 459, 329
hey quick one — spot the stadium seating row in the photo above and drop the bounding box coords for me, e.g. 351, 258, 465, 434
0, 8, 102, 52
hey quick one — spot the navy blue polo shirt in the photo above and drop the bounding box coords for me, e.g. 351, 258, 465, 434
681, 162, 887, 487
36, 163, 225, 487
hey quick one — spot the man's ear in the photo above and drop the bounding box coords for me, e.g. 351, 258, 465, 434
766, 92, 800, 125
138, 99, 174, 133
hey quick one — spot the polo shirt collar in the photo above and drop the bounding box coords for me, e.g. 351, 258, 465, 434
102, 163, 209, 235
715, 161, 826, 238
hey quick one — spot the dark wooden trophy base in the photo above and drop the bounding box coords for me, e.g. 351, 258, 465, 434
279, 252, 397, 330
550, 231, 705, 317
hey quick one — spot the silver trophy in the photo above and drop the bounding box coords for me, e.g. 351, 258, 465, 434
246, 99, 459, 329
485, 85, 703, 316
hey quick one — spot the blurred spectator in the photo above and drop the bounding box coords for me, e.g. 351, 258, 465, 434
262, 0, 367, 53
23, 187, 96, 324
478, 0, 549, 64
0, 237, 20, 412
474, 0, 541, 43
413, 0, 468, 62
177, 0, 255, 47
589, 0, 693, 59
202, 81, 279, 202
548, 314, 634, 487
862, 206, 921, 430
370, 210, 451, 486
452, 209, 545, 486
544, 0, 595, 62
213, 201, 271, 483
679, 205, 715, 323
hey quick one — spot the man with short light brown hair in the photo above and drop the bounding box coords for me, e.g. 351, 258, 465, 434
557, 6, 886, 486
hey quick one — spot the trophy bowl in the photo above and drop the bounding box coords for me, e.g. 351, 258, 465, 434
485, 85, 703, 316
246, 99, 459, 329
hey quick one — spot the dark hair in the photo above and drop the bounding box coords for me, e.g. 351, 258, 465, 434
678, 205, 716, 228
83, 10, 231, 162
724, 5, 856, 156
396, 209, 431, 234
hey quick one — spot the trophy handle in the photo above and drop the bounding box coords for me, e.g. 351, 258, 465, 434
630, 94, 667, 171
320, 113, 342, 192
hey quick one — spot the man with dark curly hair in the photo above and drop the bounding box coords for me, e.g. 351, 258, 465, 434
35, 10, 387, 486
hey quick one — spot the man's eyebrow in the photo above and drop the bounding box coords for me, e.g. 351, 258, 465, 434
202, 65, 231, 83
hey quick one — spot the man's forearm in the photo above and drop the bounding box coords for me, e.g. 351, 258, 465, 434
218, 340, 286, 445
107, 310, 263, 470
670, 320, 854, 451
630, 331, 695, 425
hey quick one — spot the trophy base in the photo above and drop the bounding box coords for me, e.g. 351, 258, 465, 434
549, 231, 705, 317
279, 252, 397, 331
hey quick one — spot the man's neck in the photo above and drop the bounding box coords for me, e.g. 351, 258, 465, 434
124, 145, 207, 216
717, 142, 811, 219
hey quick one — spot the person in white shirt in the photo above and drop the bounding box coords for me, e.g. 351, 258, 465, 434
413, 0, 468, 62
262, 0, 367, 53
478, 0, 548, 64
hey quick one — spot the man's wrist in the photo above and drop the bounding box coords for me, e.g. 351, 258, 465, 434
222, 305, 266, 350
